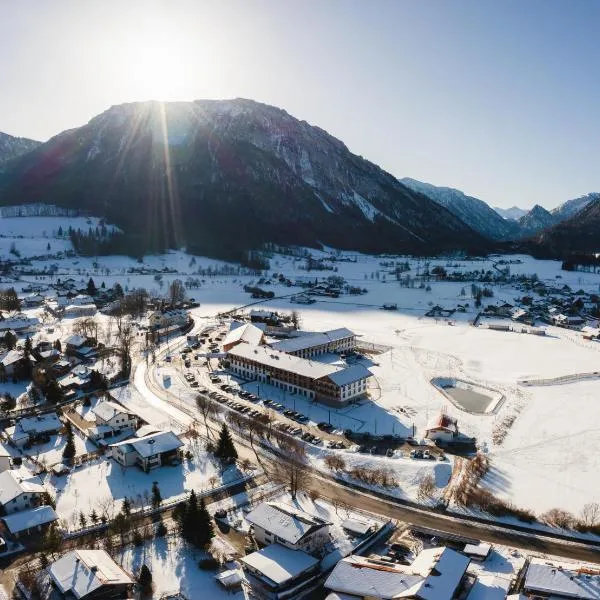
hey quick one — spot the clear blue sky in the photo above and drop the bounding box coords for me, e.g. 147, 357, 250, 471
1, 0, 598, 209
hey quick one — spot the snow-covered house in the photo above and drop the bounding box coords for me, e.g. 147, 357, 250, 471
0, 350, 27, 378
523, 558, 600, 600
0, 505, 58, 539
0, 443, 11, 472
0, 315, 39, 334
20, 293, 45, 308
48, 549, 134, 600
245, 502, 331, 555
325, 546, 470, 600
425, 413, 459, 443
241, 543, 320, 598
90, 400, 137, 440
222, 322, 265, 352
110, 430, 183, 471
0, 467, 46, 514
149, 308, 188, 330
6, 412, 63, 447
64, 335, 97, 360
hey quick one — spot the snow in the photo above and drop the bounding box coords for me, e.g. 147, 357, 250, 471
1, 505, 58, 534
242, 544, 318, 585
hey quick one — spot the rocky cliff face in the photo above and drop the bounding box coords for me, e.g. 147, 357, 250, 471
0, 132, 41, 167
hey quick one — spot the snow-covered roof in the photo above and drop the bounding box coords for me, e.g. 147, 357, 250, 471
463, 542, 491, 558
111, 430, 183, 458
0, 350, 24, 367
524, 560, 600, 599
466, 575, 510, 600
426, 413, 458, 433
325, 556, 423, 599
245, 502, 329, 545
136, 424, 162, 438
214, 568, 245, 588
65, 334, 86, 347
18, 412, 62, 434
326, 364, 372, 386
93, 400, 130, 422
5, 425, 29, 444
1, 505, 58, 534
241, 543, 318, 586
49, 550, 133, 599
0, 443, 10, 458
0, 316, 39, 331
223, 322, 265, 348
325, 547, 470, 600
341, 518, 372, 536
0, 468, 45, 505
270, 328, 355, 353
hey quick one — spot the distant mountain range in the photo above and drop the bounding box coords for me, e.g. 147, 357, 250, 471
0, 132, 41, 167
0, 99, 596, 261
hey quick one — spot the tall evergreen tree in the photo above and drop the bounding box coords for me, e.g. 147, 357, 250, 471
195, 497, 215, 549
151, 481, 162, 510
138, 564, 153, 597
87, 277, 97, 296
62, 421, 76, 461
215, 424, 238, 462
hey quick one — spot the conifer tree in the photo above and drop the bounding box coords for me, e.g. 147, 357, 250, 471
62, 421, 76, 461
215, 423, 238, 462
151, 481, 162, 510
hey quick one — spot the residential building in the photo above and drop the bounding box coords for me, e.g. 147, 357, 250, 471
227, 344, 371, 406
270, 328, 356, 358
110, 430, 183, 471
241, 543, 320, 599
0, 315, 39, 334
246, 502, 331, 555
48, 549, 134, 600
91, 400, 138, 439
0, 444, 11, 472
6, 412, 63, 447
0, 350, 28, 378
325, 547, 470, 600
0, 505, 58, 539
222, 322, 265, 352
522, 558, 600, 600
149, 308, 188, 330
0, 467, 46, 514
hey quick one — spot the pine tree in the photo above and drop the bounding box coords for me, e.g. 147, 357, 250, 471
138, 564, 153, 597
122, 497, 131, 517
44, 380, 64, 404
195, 497, 215, 549
62, 421, 76, 461
151, 481, 162, 510
89, 509, 99, 525
215, 424, 238, 462
53, 339, 62, 352
87, 277, 97, 296
24, 336, 33, 357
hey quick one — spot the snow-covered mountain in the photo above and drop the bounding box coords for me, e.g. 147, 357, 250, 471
0, 99, 488, 260
399, 178, 519, 241
518, 205, 557, 237
551, 193, 599, 222
493, 206, 527, 221
0, 131, 41, 167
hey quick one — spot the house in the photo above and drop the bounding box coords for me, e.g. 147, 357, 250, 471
0, 505, 58, 539
511, 308, 530, 323
227, 344, 372, 406
425, 413, 459, 443
149, 308, 188, 330
64, 303, 97, 317
0, 350, 28, 378
110, 430, 184, 471
463, 542, 492, 561
241, 543, 320, 599
64, 335, 97, 360
58, 365, 92, 394
0, 315, 39, 334
48, 549, 134, 600
523, 558, 600, 600
246, 502, 331, 555
270, 328, 356, 358
0, 467, 46, 514
6, 412, 63, 447
91, 400, 137, 439
65, 334, 87, 353
325, 547, 470, 600
214, 568, 246, 591
0, 444, 11, 472
222, 322, 266, 352
20, 293, 45, 308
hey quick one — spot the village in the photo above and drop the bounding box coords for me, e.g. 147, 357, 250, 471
1, 216, 600, 599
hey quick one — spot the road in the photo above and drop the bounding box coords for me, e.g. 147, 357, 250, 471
137, 316, 600, 564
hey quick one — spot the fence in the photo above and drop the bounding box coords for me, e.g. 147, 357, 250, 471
519, 371, 600, 386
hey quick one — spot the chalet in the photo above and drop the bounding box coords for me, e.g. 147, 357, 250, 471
48, 549, 134, 600
241, 543, 319, 599
553, 313, 585, 328
0, 350, 28, 378
249, 309, 280, 324
64, 335, 97, 360
290, 294, 315, 305
511, 308, 530, 323
90, 400, 137, 439
20, 293, 45, 308
64, 302, 97, 317
269, 328, 356, 358
227, 344, 371, 406
0, 467, 46, 514
222, 322, 265, 352
6, 412, 63, 447
246, 502, 331, 555
425, 413, 459, 443
58, 365, 92, 393
0, 315, 39, 334
0, 444, 11, 472
1, 505, 58, 539
325, 547, 470, 600
110, 430, 183, 471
